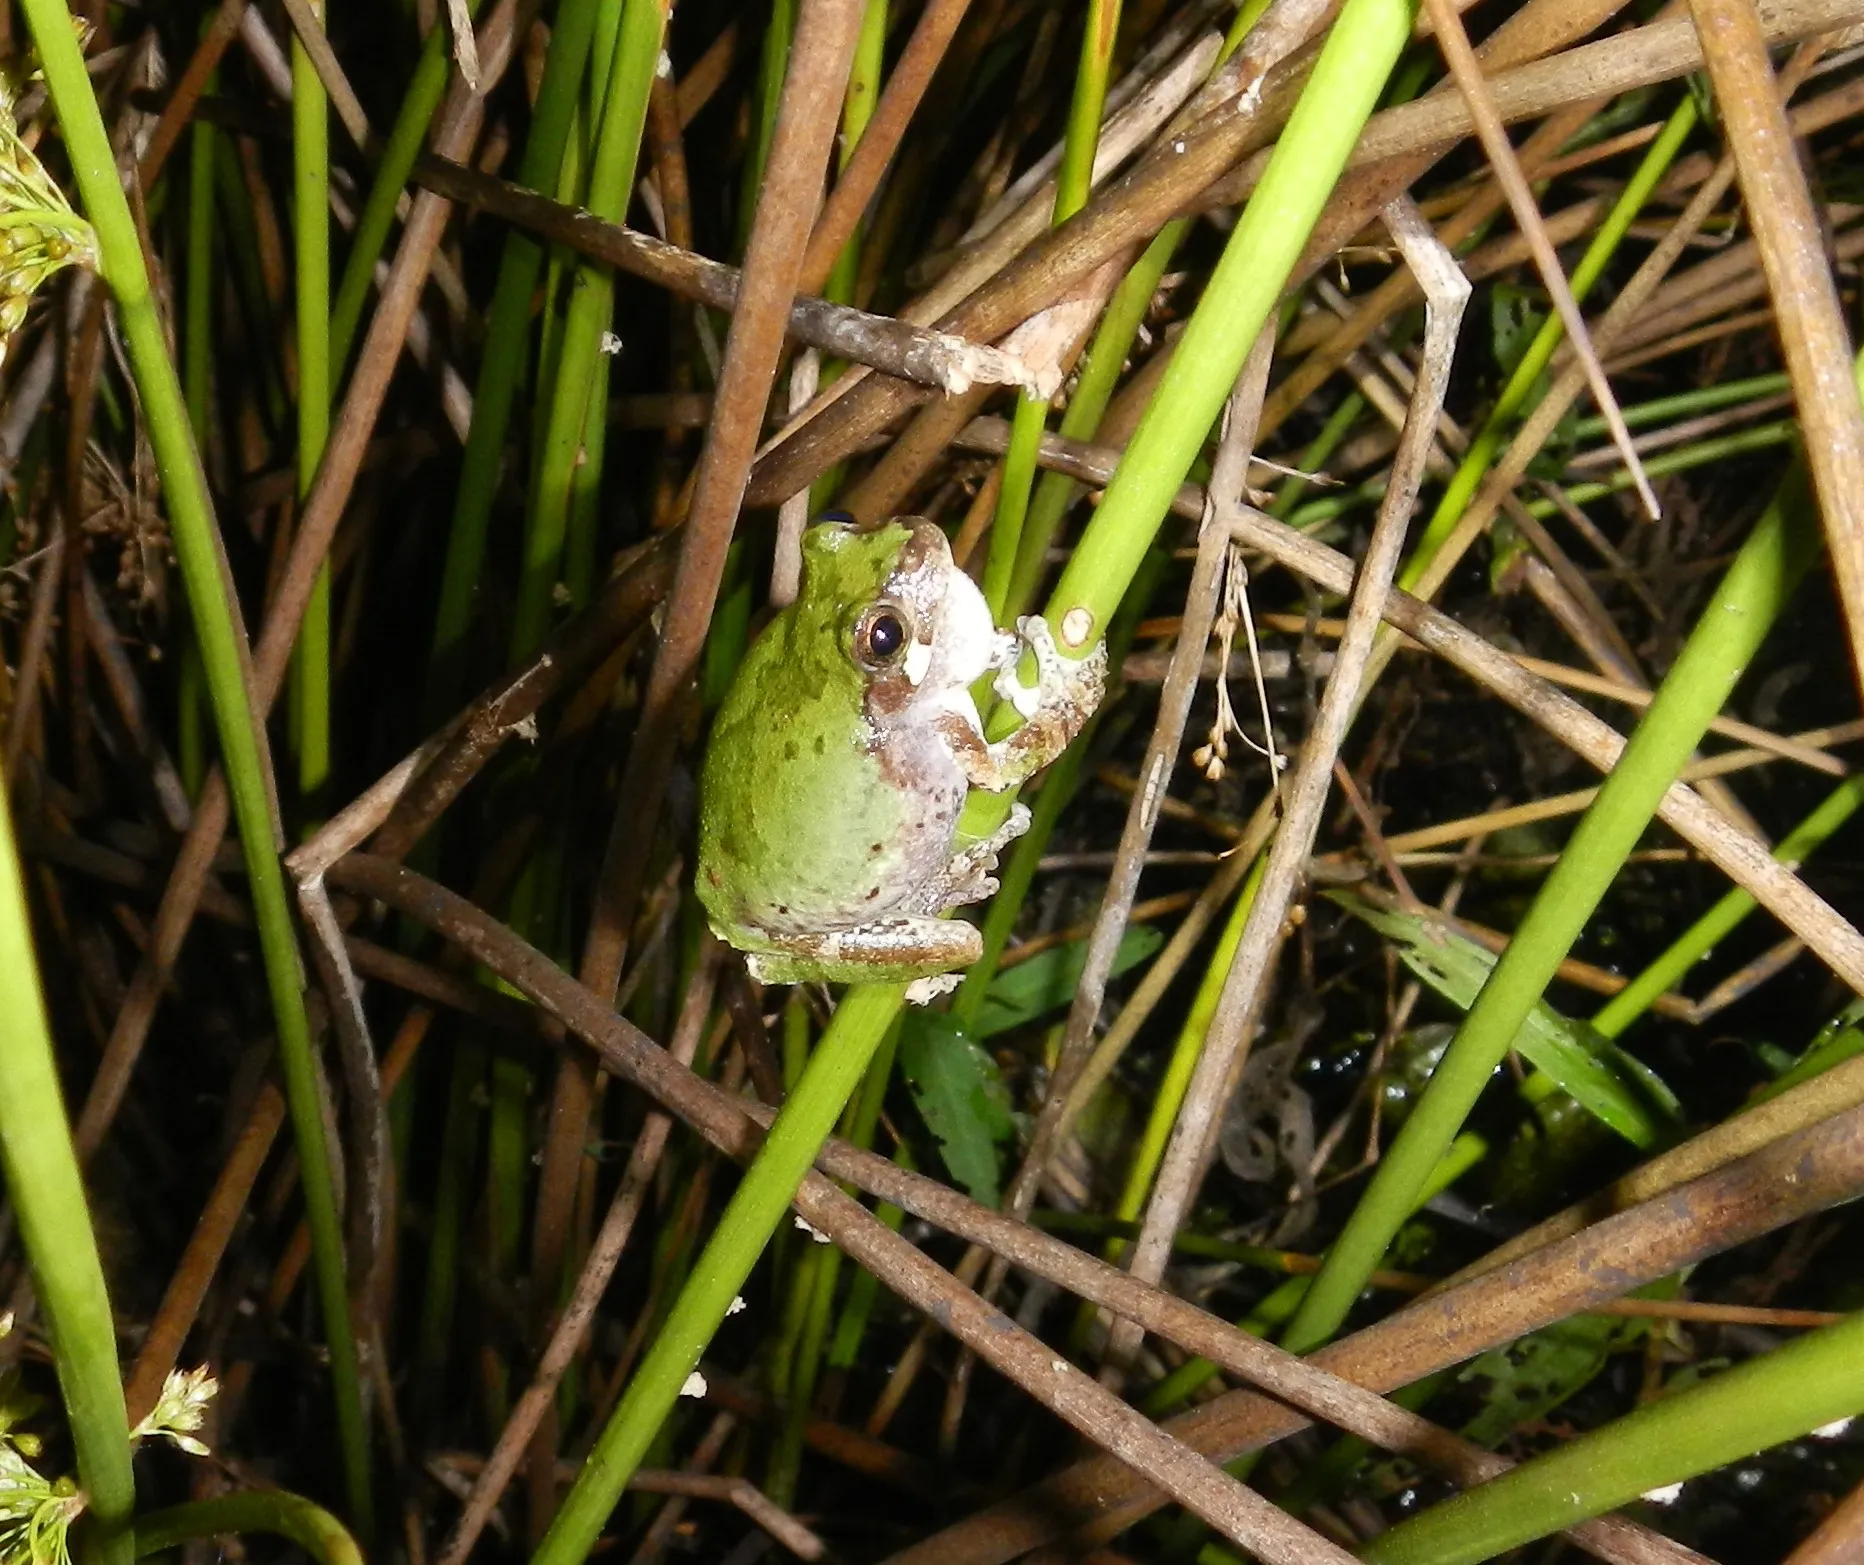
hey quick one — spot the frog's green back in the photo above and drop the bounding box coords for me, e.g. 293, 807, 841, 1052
696, 526, 921, 941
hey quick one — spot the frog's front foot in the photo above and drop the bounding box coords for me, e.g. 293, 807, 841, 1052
937, 802, 1032, 912
993, 614, 1107, 722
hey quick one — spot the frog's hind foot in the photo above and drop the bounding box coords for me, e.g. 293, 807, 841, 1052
740, 917, 983, 987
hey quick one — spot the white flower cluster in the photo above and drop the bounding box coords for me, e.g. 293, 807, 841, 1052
0, 1309, 217, 1565
130, 1365, 218, 1458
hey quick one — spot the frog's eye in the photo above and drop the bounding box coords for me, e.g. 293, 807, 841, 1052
852, 600, 913, 672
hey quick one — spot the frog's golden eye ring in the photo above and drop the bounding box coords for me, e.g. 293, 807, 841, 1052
852, 599, 914, 672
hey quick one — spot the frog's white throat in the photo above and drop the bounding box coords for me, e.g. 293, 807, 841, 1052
910, 564, 998, 738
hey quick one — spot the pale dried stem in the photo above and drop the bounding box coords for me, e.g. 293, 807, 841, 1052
1688, 0, 1864, 693
243, 3, 472, 326
1022, 327, 1278, 1228
1412, 36, 1839, 613
1104, 201, 1468, 1373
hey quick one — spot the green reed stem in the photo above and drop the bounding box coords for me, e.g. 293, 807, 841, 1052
1285, 433, 1837, 1359
1592, 774, 1864, 1038
22, 7, 373, 1531
1363, 1308, 1864, 1565
1005, 219, 1185, 619
533, 983, 905, 1565
178, 103, 216, 799
426, 0, 605, 716
136, 1493, 361, 1565
291, 5, 332, 809
1046, 0, 1416, 646
0, 794, 133, 1565
511, 0, 670, 661
329, 3, 484, 373
983, 0, 1122, 619
1399, 94, 1699, 592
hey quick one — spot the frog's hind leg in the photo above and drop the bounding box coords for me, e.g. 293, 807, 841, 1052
742, 918, 983, 986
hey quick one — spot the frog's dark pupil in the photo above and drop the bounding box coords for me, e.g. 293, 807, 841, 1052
869, 612, 904, 660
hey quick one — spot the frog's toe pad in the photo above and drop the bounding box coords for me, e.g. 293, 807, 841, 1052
905, 972, 964, 1006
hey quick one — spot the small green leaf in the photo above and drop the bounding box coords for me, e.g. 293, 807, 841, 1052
972, 925, 1164, 1039
1489, 283, 1545, 379
1329, 891, 1681, 1148
1457, 1302, 1656, 1449
899, 1012, 1016, 1206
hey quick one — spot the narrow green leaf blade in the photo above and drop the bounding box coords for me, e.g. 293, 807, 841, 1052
1330, 892, 1679, 1148
899, 1013, 1017, 1205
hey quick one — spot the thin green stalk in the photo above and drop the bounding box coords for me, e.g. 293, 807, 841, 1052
1003, 0, 1279, 617
511, 0, 670, 662
770, 1010, 897, 1500
1270, 390, 1364, 518
737, 1, 796, 254
1546, 421, 1795, 510
1570, 371, 1790, 439
0, 794, 133, 1565
426, 0, 605, 717
291, 3, 332, 810
1046, 0, 1416, 648
1286, 418, 1798, 533
328, 2, 486, 373
210, 138, 290, 433
22, 8, 373, 1532
534, 984, 906, 1565
556, 0, 629, 613
1111, 859, 1261, 1237
1285, 440, 1834, 1358
805, 0, 886, 510
1592, 774, 1864, 1038
1361, 1308, 1864, 1565
824, 0, 887, 305
823, 1029, 907, 1374
982, 0, 1122, 619
1063, 854, 1263, 1352
1004, 221, 1185, 619
767, 1231, 841, 1507
412, 1039, 484, 1428
1398, 94, 1699, 592
178, 106, 216, 799
136, 1494, 362, 1565
567, 295, 615, 608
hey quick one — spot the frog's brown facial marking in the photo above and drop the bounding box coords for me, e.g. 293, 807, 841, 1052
885, 522, 954, 682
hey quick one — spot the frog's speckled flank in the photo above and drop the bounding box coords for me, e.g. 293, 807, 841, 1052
696, 517, 1105, 990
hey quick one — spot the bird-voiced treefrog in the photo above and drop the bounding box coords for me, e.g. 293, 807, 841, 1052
696, 516, 1105, 995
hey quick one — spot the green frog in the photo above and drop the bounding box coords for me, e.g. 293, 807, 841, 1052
696, 516, 1104, 995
